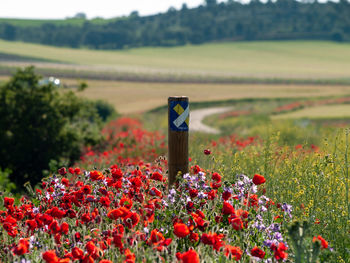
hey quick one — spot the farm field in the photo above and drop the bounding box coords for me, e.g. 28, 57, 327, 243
3, 75, 350, 114
42, 79, 350, 114
272, 104, 350, 119
1, 40, 350, 81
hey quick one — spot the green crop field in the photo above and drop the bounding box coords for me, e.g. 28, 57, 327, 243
1, 40, 350, 81
272, 104, 350, 119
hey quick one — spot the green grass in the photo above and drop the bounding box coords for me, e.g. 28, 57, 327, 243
0, 52, 61, 63
272, 104, 350, 119
177, 96, 350, 260
0, 40, 350, 81
192, 130, 350, 261
183, 98, 350, 260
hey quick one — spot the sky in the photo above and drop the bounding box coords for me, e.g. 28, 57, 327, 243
0, 0, 226, 20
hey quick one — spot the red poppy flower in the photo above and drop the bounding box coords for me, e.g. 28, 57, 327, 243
90, 170, 104, 181
81, 185, 92, 195
212, 172, 221, 182
13, 238, 29, 255
212, 233, 225, 251
271, 242, 288, 260
60, 222, 69, 235
108, 207, 130, 220
42, 250, 59, 263
222, 202, 235, 215
201, 233, 215, 245
120, 197, 133, 209
123, 212, 140, 228
189, 189, 199, 198
72, 247, 84, 260
49, 207, 65, 219
4, 197, 14, 208
86, 241, 97, 254
41, 214, 53, 225
58, 167, 67, 176
124, 249, 136, 263
74, 167, 81, 175
81, 213, 91, 223
313, 235, 328, 249
192, 165, 201, 174
204, 149, 211, 155
190, 232, 199, 242
177, 249, 200, 263
252, 174, 266, 185
61, 178, 69, 187
149, 187, 162, 197
231, 217, 243, 231
251, 246, 265, 258
224, 245, 242, 261
149, 229, 165, 244
207, 189, 217, 200
173, 223, 190, 238
82, 255, 94, 263
222, 191, 231, 201
196, 210, 205, 218
200, 232, 225, 251
111, 168, 123, 180
5, 225, 18, 237
99, 196, 111, 207
26, 219, 37, 231
150, 172, 163, 181
48, 220, 60, 234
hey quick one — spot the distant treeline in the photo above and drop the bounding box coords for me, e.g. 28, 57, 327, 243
1, 0, 350, 49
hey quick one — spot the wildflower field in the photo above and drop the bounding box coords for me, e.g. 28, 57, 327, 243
1, 96, 350, 262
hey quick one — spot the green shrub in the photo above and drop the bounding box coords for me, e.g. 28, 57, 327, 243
92, 99, 118, 122
0, 66, 104, 189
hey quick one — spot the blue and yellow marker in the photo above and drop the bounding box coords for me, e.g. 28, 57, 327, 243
169, 99, 189, 131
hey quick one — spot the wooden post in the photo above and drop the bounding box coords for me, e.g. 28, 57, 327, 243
168, 96, 189, 186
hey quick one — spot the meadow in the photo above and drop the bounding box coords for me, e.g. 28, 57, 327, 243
272, 104, 350, 120
1, 111, 348, 262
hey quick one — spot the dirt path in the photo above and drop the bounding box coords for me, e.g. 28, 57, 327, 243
190, 106, 233, 134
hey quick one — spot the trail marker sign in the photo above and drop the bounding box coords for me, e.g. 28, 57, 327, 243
170, 100, 189, 131
168, 96, 189, 186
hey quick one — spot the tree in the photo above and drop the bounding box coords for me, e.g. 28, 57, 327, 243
130, 11, 139, 18
3, 23, 16, 40
0, 67, 103, 189
205, 0, 217, 7
73, 12, 87, 19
